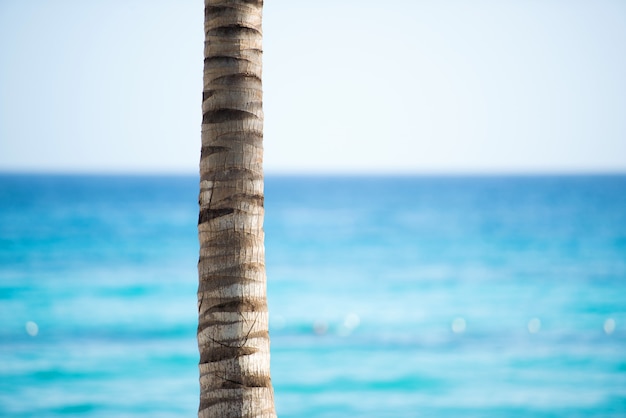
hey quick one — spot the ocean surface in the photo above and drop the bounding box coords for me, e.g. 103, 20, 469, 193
1, 174, 625, 417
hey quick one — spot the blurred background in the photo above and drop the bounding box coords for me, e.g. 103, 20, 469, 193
1, 1, 625, 417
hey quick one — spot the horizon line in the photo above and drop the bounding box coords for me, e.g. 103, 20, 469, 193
1, 169, 626, 178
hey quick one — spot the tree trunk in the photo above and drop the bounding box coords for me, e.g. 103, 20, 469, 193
197, 1, 276, 417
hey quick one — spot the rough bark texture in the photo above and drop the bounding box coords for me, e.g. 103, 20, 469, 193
198, 1, 276, 417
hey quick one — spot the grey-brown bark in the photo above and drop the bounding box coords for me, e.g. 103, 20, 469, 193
197, 1, 276, 417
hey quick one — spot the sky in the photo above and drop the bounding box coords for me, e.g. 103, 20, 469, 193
1, 0, 625, 174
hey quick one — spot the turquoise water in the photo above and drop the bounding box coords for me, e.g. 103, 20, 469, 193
1, 174, 625, 417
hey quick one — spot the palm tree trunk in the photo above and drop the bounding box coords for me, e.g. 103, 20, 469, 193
197, 1, 276, 417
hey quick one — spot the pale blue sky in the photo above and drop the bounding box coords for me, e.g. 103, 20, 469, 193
1, 0, 625, 174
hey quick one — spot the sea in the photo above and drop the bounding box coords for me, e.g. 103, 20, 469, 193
0, 173, 625, 417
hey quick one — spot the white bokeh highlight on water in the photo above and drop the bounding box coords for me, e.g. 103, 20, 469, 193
337, 313, 361, 337
528, 318, 541, 334
25, 321, 38, 337
451, 317, 466, 334
313, 320, 328, 335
